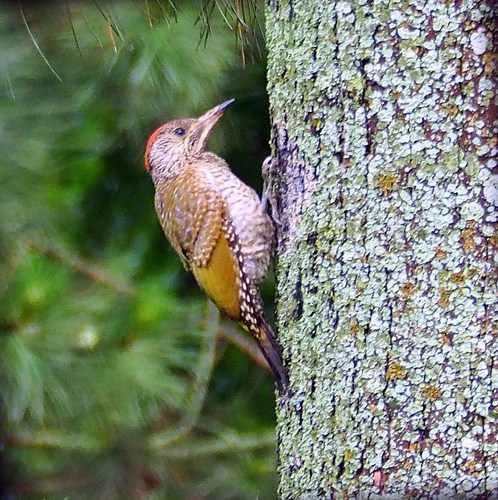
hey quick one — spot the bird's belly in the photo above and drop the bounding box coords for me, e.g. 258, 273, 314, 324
226, 195, 273, 284
191, 231, 240, 320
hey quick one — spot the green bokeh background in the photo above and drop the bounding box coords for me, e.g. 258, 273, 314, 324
0, 1, 277, 498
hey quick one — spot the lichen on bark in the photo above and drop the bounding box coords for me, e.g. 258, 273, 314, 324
266, 0, 497, 497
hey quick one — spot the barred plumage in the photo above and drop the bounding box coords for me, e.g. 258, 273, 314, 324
222, 217, 287, 392
144, 100, 288, 393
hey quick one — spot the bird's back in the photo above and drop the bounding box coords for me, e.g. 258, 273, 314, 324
194, 153, 274, 286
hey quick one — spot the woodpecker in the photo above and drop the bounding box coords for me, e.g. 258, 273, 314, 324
144, 99, 288, 393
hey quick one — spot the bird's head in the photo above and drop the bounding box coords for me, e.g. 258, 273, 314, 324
144, 99, 235, 180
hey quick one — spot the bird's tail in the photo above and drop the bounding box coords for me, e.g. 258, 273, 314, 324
238, 281, 289, 395
223, 218, 288, 394
242, 311, 288, 395
256, 318, 288, 395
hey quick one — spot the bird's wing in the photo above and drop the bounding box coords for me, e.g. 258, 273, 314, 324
178, 183, 224, 269
156, 176, 241, 319
174, 180, 241, 319
155, 189, 190, 270
155, 177, 224, 267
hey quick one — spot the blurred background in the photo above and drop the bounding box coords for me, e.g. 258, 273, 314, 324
0, 1, 278, 498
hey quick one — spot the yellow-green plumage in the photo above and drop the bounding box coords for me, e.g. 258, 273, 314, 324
145, 100, 288, 393
155, 173, 240, 320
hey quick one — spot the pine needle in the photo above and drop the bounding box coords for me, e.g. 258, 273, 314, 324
18, 0, 62, 82
65, 0, 83, 59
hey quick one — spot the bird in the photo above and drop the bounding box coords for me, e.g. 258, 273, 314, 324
144, 99, 288, 394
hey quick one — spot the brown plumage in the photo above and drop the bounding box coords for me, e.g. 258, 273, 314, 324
144, 100, 287, 394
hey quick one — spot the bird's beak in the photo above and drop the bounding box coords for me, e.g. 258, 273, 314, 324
189, 99, 235, 154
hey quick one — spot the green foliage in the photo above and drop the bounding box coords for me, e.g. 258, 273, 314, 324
0, 1, 275, 498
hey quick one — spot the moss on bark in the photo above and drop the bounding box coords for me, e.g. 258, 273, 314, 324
266, 0, 497, 497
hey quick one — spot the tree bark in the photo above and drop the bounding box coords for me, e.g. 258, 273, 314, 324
266, 0, 497, 497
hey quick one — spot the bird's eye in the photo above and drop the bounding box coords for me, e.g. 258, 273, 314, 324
173, 127, 186, 136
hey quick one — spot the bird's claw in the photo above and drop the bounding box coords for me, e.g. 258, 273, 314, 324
261, 156, 282, 226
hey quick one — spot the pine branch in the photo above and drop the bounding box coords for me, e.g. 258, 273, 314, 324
28, 241, 136, 296
6, 429, 102, 452
218, 321, 270, 371
148, 300, 218, 449
157, 430, 275, 458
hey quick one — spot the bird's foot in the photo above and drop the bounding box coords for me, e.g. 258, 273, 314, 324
261, 156, 282, 226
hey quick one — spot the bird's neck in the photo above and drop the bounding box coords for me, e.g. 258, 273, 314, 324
150, 156, 184, 186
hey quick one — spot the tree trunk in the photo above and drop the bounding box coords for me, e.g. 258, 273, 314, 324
266, 0, 497, 497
